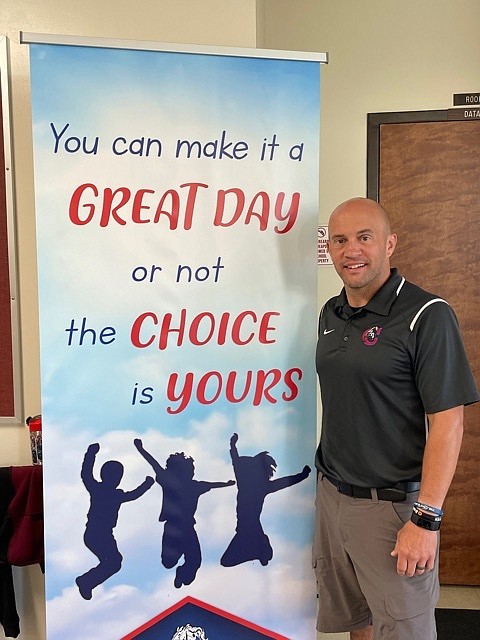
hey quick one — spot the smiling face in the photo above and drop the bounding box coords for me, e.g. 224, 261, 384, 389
327, 198, 397, 306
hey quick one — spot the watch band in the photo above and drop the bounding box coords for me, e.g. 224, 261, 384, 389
411, 511, 441, 531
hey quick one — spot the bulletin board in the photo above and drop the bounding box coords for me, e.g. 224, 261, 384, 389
0, 36, 22, 424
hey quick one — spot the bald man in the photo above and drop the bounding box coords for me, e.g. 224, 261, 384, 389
313, 198, 479, 640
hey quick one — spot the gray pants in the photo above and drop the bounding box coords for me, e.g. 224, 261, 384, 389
313, 475, 439, 639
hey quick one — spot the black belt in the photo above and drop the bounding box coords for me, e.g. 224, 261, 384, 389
325, 475, 420, 502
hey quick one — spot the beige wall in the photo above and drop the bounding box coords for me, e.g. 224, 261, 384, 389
1, 3, 258, 638
262, 0, 480, 302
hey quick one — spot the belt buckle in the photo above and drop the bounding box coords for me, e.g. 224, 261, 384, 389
379, 487, 407, 502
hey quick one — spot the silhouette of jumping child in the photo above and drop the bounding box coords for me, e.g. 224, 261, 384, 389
221, 432, 311, 567
75, 442, 154, 600
134, 438, 235, 588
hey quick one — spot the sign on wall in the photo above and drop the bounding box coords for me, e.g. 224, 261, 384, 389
26, 34, 325, 640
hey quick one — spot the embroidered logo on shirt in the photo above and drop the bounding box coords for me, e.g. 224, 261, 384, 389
362, 326, 383, 346
323, 328, 335, 335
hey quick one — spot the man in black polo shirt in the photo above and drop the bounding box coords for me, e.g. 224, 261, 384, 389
313, 198, 479, 640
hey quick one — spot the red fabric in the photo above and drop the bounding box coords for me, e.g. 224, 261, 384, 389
0, 465, 43, 638
7, 466, 44, 566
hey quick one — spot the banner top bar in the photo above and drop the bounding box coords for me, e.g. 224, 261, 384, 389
20, 32, 328, 64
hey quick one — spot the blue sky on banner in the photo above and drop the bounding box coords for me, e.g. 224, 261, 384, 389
30, 43, 320, 640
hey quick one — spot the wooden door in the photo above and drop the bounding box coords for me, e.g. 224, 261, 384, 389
367, 112, 480, 585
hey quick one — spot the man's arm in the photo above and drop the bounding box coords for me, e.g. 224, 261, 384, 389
418, 406, 464, 510
391, 405, 464, 577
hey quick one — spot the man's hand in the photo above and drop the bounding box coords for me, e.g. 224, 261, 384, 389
391, 520, 438, 577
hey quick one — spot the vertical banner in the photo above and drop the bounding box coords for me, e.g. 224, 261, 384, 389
28, 37, 323, 640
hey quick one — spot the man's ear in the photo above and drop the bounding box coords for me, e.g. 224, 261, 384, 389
386, 233, 397, 257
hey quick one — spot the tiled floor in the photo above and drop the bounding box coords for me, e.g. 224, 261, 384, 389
317, 586, 480, 639
437, 585, 480, 609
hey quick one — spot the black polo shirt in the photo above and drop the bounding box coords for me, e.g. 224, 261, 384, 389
315, 268, 479, 487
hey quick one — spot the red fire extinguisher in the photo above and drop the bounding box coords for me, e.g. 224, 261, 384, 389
27, 414, 42, 465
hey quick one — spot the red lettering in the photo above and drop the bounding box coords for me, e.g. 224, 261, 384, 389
132, 189, 155, 223
282, 367, 302, 401
159, 309, 187, 349
166, 372, 193, 414
214, 188, 245, 227
181, 183, 209, 230
196, 371, 223, 405
274, 192, 300, 234
130, 309, 279, 350
100, 187, 130, 227
154, 189, 180, 228
189, 312, 216, 346
225, 370, 253, 403
68, 181, 296, 232
245, 191, 269, 230
217, 312, 230, 345
69, 183, 98, 225
164, 367, 302, 413
153, 183, 209, 229
259, 312, 280, 343
130, 312, 158, 348
253, 368, 282, 406
231, 311, 256, 345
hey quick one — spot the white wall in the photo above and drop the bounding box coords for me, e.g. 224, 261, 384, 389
1, 3, 258, 638
261, 0, 480, 302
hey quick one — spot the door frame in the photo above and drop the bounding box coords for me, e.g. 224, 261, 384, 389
365, 110, 480, 585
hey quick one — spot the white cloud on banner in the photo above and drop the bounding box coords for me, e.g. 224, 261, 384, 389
47, 540, 316, 640
44, 411, 314, 591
